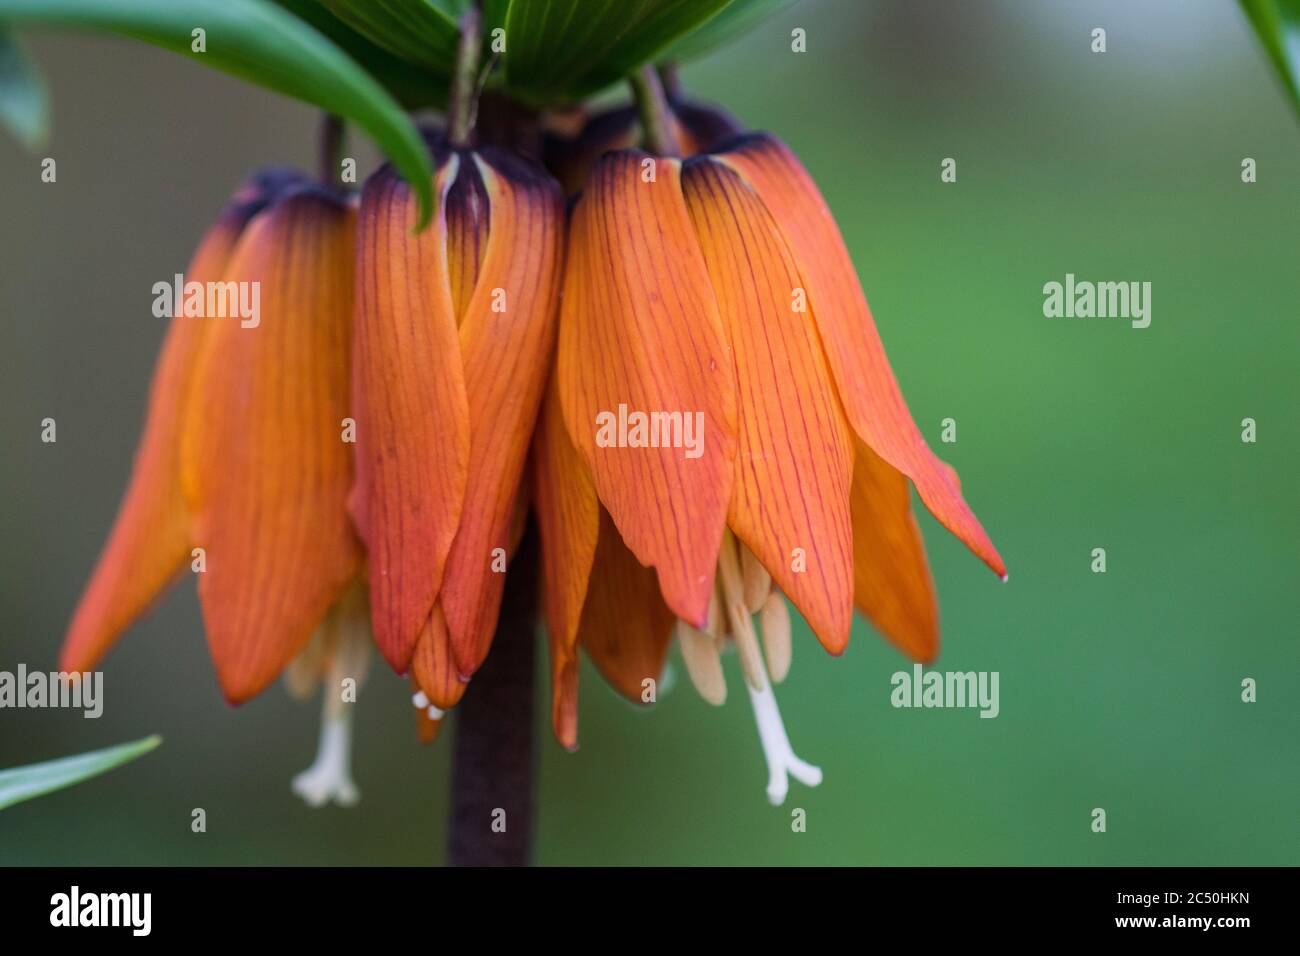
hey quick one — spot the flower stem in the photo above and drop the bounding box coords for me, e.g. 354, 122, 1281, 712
447, 7, 484, 148
446, 525, 539, 866
630, 63, 680, 157
317, 113, 343, 186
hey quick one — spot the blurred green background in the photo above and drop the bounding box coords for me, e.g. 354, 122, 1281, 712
1, 0, 1296, 865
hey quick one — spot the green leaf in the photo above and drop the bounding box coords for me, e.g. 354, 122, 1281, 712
272, 0, 447, 108
0, 735, 161, 811
1241, 0, 1300, 117
0, 24, 46, 148
661, 0, 796, 62
319, 0, 461, 74
0, 0, 434, 225
500, 0, 732, 107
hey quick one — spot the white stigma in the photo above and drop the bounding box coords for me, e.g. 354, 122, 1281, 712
746, 679, 822, 805
291, 582, 369, 808
715, 531, 822, 805
292, 708, 360, 808
412, 690, 443, 720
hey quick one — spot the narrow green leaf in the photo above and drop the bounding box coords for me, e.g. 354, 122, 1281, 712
0, 0, 434, 225
1241, 0, 1300, 117
501, 0, 732, 107
661, 0, 797, 62
0, 735, 161, 811
0, 24, 46, 148
272, 0, 447, 108
482, 0, 513, 36
320, 0, 460, 74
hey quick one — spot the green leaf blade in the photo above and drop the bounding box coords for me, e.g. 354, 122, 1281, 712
501, 0, 733, 107
1241, 0, 1300, 117
0, 0, 434, 224
0, 25, 47, 148
661, 0, 796, 62
320, 0, 460, 74
272, 0, 447, 107
0, 735, 162, 811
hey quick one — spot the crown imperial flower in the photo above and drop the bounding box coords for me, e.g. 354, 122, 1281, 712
44, 5, 1005, 838
539, 132, 1005, 801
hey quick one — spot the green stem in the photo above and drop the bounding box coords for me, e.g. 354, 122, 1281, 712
447, 7, 483, 147
317, 113, 343, 186
630, 63, 679, 157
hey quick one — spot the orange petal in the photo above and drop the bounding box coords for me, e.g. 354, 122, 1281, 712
557, 150, 736, 629
439, 150, 565, 678
182, 188, 361, 703
579, 511, 677, 702
351, 159, 470, 671
549, 644, 580, 752
717, 134, 1005, 579
682, 157, 855, 654
533, 372, 600, 749
411, 603, 467, 711
851, 440, 940, 662
534, 374, 599, 662
60, 170, 296, 674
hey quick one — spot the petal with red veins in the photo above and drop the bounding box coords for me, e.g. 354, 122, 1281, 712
351, 160, 469, 671
718, 134, 1005, 579
682, 157, 855, 654
440, 150, 565, 678
183, 188, 361, 703
558, 150, 736, 629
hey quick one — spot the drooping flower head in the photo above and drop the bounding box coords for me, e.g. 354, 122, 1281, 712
62, 169, 361, 703
540, 131, 1005, 802
351, 137, 565, 721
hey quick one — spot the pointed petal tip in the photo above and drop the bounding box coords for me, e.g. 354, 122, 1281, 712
214, 671, 265, 708
559, 151, 735, 630
549, 649, 580, 751
979, 546, 1008, 581
375, 639, 416, 677
822, 635, 849, 658
554, 717, 579, 753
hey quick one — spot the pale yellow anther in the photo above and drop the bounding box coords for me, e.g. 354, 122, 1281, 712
716, 531, 765, 690
706, 586, 725, 638
760, 591, 792, 684
676, 620, 726, 706
284, 637, 327, 700
285, 579, 370, 699
739, 543, 772, 614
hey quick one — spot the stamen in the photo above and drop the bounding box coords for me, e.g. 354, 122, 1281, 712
677, 619, 726, 705
747, 679, 822, 806
716, 532, 765, 690
292, 582, 370, 808
740, 543, 772, 614
292, 706, 360, 807
706, 586, 725, 638
716, 530, 821, 803
759, 591, 792, 684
